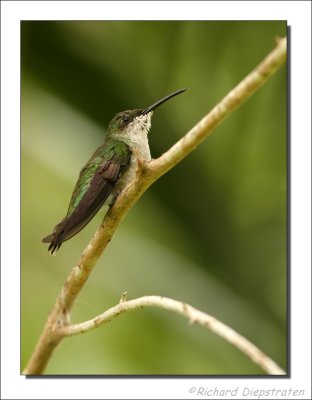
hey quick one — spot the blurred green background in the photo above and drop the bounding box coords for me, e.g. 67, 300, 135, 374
21, 21, 287, 375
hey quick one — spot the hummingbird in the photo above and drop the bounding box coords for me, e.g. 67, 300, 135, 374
42, 88, 187, 254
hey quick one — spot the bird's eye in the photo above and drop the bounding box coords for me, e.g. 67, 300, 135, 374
122, 116, 130, 124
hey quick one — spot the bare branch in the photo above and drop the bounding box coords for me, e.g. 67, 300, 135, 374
146, 36, 287, 181
23, 37, 287, 375
59, 295, 286, 375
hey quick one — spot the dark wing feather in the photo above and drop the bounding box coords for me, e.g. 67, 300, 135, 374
62, 162, 119, 239
43, 142, 131, 254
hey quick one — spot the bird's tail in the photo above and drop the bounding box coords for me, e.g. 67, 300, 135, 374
42, 234, 62, 255
42, 218, 66, 254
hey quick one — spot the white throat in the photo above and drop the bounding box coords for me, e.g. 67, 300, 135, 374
123, 113, 152, 161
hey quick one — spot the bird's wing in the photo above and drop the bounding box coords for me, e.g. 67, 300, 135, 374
42, 140, 131, 253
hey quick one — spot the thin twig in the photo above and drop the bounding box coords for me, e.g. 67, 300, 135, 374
23, 37, 287, 375
59, 294, 286, 375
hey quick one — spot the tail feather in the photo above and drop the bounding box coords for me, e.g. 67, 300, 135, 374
48, 241, 62, 255
42, 218, 66, 255
42, 234, 54, 243
42, 233, 63, 254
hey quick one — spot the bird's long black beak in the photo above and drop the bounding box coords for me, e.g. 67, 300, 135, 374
141, 88, 188, 115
